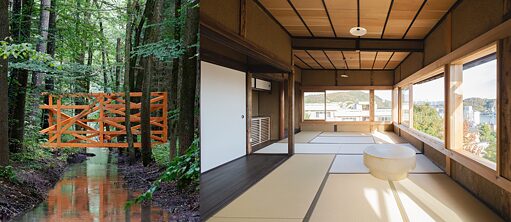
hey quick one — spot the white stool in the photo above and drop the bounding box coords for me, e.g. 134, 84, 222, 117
363, 144, 416, 181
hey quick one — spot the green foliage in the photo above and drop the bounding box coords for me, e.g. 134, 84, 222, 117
126, 136, 200, 208
413, 104, 444, 140
152, 143, 170, 166
0, 166, 18, 183
479, 124, 497, 162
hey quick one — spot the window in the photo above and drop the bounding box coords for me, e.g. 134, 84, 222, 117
304, 92, 325, 120
325, 90, 370, 121
401, 87, 410, 126
413, 76, 445, 140
374, 90, 392, 121
462, 54, 497, 164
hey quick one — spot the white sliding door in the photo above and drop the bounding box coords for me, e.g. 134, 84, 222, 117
200, 61, 246, 173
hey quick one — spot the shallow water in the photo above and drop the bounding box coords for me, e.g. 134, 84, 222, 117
14, 148, 169, 222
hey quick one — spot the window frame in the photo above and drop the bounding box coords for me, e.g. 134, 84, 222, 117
302, 87, 393, 124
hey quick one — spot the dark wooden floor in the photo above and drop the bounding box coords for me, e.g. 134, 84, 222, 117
200, 154, 289, 220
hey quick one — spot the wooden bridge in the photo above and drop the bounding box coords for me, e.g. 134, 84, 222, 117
39, 92, 168, 148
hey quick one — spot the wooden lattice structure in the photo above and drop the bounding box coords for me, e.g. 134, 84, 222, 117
39, 92, 168, 148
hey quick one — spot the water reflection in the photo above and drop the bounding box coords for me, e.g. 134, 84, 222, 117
15, 148, 169, 222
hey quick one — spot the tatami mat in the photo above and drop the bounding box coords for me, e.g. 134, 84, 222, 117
320, 131, 373, 137
338, 143, 421, 154
310, 136, 375, 144
372, 131, 410, 144
278, 131, 322, 143
394, 174, 504, 222
256, 143, 421, 155
255, 143, 341, 154
210, 155, 334, 221
329, 155, 369, 173
209, 218, 301, 222
329, 154, 443, 174
309, 174, 403, 222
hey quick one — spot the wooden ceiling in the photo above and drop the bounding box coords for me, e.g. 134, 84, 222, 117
258, 0, 457, 39
294, 50, 410, 70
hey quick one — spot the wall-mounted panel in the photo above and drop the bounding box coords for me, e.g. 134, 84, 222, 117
201, 0, 240, 34
399, 52, 424, 80
452, 0, 504, 50
246, 0, 292, 66
424, 17, 451, 65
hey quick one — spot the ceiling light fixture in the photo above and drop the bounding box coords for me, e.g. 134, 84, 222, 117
341, 74, 349, 78
350, 27, 367, 37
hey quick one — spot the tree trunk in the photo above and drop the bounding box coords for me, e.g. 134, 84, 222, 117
30, 0, 51, 127
115, 38, 122, 92
141, 0, 159, 166
8, 0, 34, 153
177, 0, 199, 155
0, 0, 10, 166
125, 0, 136, 164
42, 0, 56, 129
168, 0, 181, 161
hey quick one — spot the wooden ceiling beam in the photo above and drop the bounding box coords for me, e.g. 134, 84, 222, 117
292, 37, 424, 52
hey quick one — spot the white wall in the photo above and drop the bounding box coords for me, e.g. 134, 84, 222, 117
200, 61, 246, 173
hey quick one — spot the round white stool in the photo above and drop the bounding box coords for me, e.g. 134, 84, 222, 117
363, 144, 416, 181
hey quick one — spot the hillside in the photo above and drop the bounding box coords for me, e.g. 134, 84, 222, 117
304, 91, 391, 108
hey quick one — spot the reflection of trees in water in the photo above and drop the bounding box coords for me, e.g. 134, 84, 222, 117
35, 150, 170, 222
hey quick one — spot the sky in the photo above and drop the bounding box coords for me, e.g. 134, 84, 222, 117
413, 60, 497, 102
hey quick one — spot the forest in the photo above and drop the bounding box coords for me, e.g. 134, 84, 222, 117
0, 0, 200, 220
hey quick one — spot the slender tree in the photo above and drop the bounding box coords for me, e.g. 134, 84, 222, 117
177, 0, 199, 155
115, 38, 122, 92
30, 0, 52, 127
168, 0, 181, 160
140, 0, 159, 166
8, 0, 34, 153
42, 0, 57, 129
0, 0, 10, 166
125, 0, 136, 163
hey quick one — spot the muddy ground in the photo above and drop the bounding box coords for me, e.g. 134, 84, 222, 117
117, 154, 200, 222
0, 152, 88, 221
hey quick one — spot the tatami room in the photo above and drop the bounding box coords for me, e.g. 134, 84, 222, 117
200, 0, 511, 221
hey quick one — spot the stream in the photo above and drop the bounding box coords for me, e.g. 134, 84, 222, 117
14, 148, 169, 222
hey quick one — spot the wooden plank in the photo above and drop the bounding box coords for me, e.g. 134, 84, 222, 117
498, 38, 511, 180
444, 64, 463, 176
292, 37, 424, 52
56, 97, 61, 147
99, 95, 104, 143
240, 0, 247, 37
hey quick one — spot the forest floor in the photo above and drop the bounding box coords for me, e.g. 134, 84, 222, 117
0, 149, 88, 221
117, 154, 200, 222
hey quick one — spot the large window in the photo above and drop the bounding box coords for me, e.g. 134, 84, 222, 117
401, 87, 410, 126
304, 92, 325, 120
462, 54, 497, 164
413, 76, 445, 140
326, 90, 370, 121
374, 90, 392, 121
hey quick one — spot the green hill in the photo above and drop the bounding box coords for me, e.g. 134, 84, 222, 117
304, 91, 391, 108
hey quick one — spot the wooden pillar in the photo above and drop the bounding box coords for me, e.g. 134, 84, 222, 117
288, 69, 295, 155
279, 81, 285, 139
445, 64, 464, 175
246, 72, 253, 154
392, 88, 399, 123
408, 85, 414, 128
498, 38, 511, 180
369, 90, 375, 122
